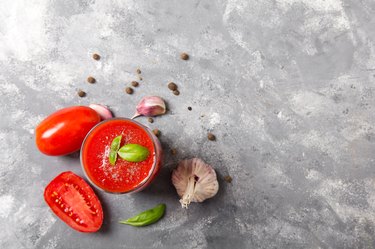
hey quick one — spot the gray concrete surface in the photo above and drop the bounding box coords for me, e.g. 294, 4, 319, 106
1, 0, 375, 248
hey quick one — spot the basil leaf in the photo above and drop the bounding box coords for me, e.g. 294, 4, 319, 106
119, 204, 166, 227
109, 151, 118, 166
109, 135, 122, 165
117, 144, 150, 162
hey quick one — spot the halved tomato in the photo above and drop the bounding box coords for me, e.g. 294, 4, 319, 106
44, 171, 103, 232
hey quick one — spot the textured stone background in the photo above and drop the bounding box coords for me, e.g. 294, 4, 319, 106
1, 0, 375, 248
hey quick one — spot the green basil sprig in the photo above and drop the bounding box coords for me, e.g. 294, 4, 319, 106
108, 135, 150, 165
118, 144, 150, 162
119, 204, 166, 227
109, 135, 122, 165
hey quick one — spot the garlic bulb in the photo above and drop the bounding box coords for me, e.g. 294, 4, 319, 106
172, 158, 219, 208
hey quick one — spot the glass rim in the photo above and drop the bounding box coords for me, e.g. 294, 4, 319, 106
80, 117, 159, 194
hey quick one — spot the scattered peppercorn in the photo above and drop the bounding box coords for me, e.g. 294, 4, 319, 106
136, 68, 141, 74
207, 133, 216, 141
223, 175, 232, 183
131, 81, 139, 87
168, 82, 178, 91
152, 129, 161, 137
138, 75, 143, 81
170, 148, 177, 155
180, 52, 189, 60
173, 90, 180, 96
92, 53, 100, 60
188, 106, 192, 111
87, 76, 96, 84
148, 117, 154, 123
77, 90, 86, 97
125, 87, 133, 94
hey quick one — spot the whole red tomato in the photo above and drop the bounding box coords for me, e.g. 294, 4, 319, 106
36, 106, 100, 156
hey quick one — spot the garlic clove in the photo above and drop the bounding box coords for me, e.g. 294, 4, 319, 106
89, 104, 113, 120
172, 158, 219, 208
132, 96, 166, 119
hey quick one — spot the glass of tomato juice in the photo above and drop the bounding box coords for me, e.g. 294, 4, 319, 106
80, 118, 162, 194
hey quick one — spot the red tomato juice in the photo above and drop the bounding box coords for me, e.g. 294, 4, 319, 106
81, 118, 162, 193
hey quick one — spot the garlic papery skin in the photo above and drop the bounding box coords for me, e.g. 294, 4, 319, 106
132, 96, 166, 119
172, 158, 219, 208
89, 104, 113, 120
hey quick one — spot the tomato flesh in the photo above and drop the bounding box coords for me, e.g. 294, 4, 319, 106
44, 171, 103, 232
36, 106, 100, 156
